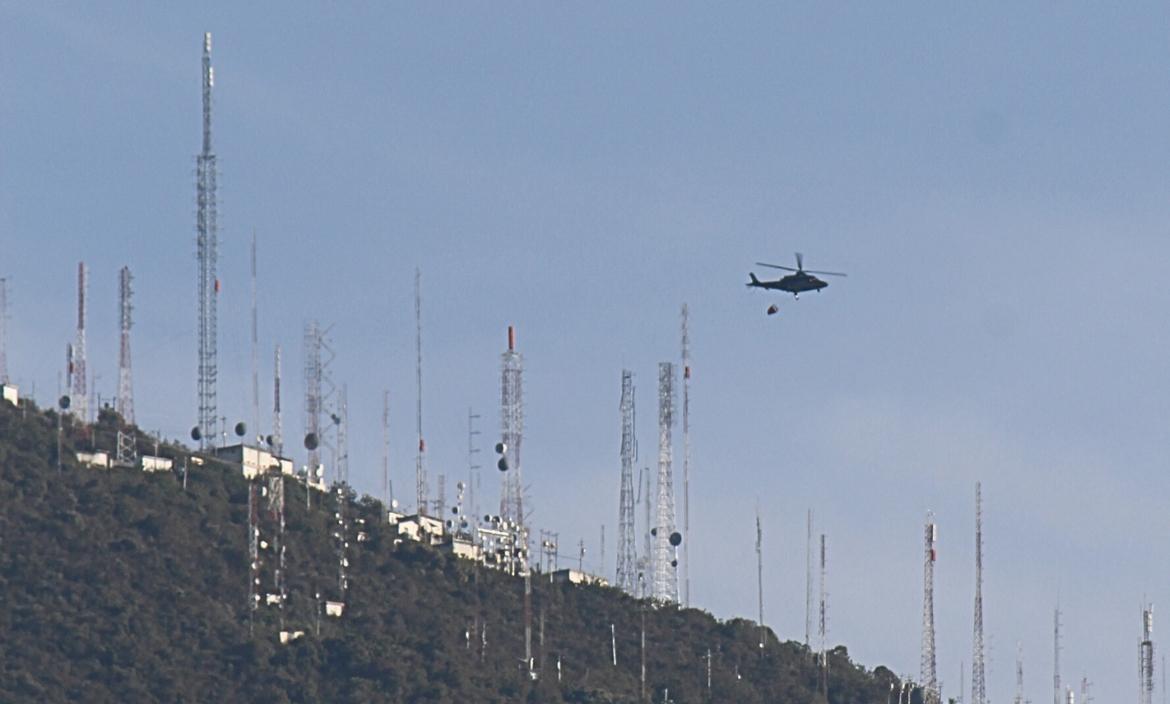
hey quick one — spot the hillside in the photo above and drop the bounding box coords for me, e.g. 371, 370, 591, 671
0, 399, 907, 703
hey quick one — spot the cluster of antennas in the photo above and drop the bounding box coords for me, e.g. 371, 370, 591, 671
495, 442, 510, 472
446, 480, 471, 533
189, 419, 284, 448
649, 526, 683, 567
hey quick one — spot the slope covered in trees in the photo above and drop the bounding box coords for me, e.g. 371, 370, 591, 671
0, 399, 906, 703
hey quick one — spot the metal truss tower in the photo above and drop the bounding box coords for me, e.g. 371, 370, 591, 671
680, 304, 692, 607
195, 32, 219, 450
500, 325, 524, 528
1141, 605, 1155, 704
1014, 642, 1025, 704
250, 232, 259, 439
0, 277, 8, 383
304, 322, 337, 482
806, 509, 814, 649
272, 345, 283, 457
72, 262, 88, 422
616, 370, 638, 593
651, 362, 677, 603
972, 483, 987, 704
921, 513, 939, 704
756, 508, 765, 649
819, 533, 829, 699
1054, 604, 1063, 704
117, 266, 135, 425
382, 391, 391, 508
336, 384, 349, 486
415, 269, 427, 515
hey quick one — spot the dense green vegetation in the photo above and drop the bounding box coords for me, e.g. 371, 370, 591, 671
0, 399, 910, 703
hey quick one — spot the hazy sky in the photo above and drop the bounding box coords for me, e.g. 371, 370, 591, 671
5, 2, 1170, 700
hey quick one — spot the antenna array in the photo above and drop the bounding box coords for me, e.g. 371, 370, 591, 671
415, 269, 427, 515
616, 370, 638, 593
272, 345, 283, 456
972, 483, 987, 704
1014, 643, 1024, 704
680, 304, 691, 607
0, 277, 8, 384
250, 232, 259, 439
806, 509, 814, 649
195, 32, 219, 449
1054, 603, 1063, 704
756, 508, 765, 649
71, 262, 89, 422
819, 533, 828, 699
500, 325, 524, 528
651, 362, 678, 602
1141, 605, 1155, 704
921, 512, 939, 704
116, 266, 134, 425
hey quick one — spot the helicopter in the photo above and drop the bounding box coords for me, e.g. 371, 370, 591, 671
747, 252, 846, 299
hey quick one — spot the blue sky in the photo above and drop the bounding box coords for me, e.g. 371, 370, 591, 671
5, 2, 1170, 699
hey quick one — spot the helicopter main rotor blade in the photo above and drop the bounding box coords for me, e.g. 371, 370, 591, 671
795, 252, 804, 270
755, 262, 800, 272
803, 269, 847, 277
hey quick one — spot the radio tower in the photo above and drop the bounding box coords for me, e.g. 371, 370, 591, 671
195, 32, 219, 449
272, 345, 283, 456
1054, 604, 1063, 704
72, 262, 88, 422
616, 370, 638, 593
652, 362, 677, 602
1014, 643, 1025, 704
500, 325, 524, 527
415, 269, 427, 515
0, 277, 8, 383
382, 391, 391, 508
1141, 605, 1155, 704
756, 508, 765, 649
819, 533, 829, 700
116, 267, 135, 425
972, 483, 987, 704
250, 232, 259, 438
304, 321, 322, 478
921, 512, 939, 704
680, 304, 692, 607
806, 509, 814, 649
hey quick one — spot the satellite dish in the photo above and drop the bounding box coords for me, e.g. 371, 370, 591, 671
495, 442, 506, 454
235, 422, 246, 438
669, 531, 682, 547
670, 559, 678, 568
497, 457, 509, 472
457, 481, 465, 491
304, 433, 319, 451
484, 514, 492, 523
58, 395, 70, 410
266, 434, 275, 446
190, 426, 202, 441
650, 527, 658, 537
314, 465, 324, 478
452, 506, 459, 515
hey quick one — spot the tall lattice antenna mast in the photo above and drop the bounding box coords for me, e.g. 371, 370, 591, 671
72, 262, 89, 422
1141, 605, 1155, 704
616, 370, 638, 593
1014, 642, 1025, 704
195, 32, 219, 449
467, 408, 481, 530
116, 266, 134, 425
819, 533, 828, 699
640, 466, 652, 598
304, 322, 322, 481
652, 362, 678, 602
415, 269, 427, 515
681, 304, 692, 607
272, 345, 283, 456
1054, 603, 1063, 704
250, 231, 259, 439
806, 509, 814, 649
756, 507, 765, 649
972, 482, 987, 704
921, 512, 939, 704
500, 325, 524, 527
0, 277, 8, 384
382, 391, 391, 508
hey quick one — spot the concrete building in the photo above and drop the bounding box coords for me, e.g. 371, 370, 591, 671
213, 443, 293, 479
75, 450, 110, 469
2, 383, 18, 406
140, 455, 173, 473
551, 569, 609, 588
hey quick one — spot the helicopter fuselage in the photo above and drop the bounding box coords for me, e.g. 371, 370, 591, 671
747, 271, 828, 295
